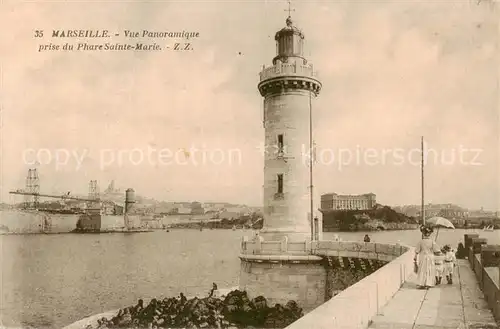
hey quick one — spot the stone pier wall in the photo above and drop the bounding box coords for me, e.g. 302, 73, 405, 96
324, 258, 387, 299
240, 238, 411, 322
284, 243, 414, 329
239, 256, 327, 312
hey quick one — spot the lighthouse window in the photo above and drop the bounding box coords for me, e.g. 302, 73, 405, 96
277, 134, 284, 153
277, 174, 284, 194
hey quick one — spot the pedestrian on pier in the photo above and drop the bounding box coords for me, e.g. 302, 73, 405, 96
364, 234, 371, 243
434, 250, 444, 285
414, 225, 442, 289
455, 242, 467, 259
443, 245, 457, 284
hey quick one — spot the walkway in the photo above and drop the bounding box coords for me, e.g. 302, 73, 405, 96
369, 259, 498, 329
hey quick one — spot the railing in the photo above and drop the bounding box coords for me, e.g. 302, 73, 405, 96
240, 236, 311, 255
259, 62, 319, 82
240, 237, 409, 261
314, 241, 408, 261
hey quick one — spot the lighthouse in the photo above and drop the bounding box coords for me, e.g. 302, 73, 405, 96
239, 11, 325, 313
258, 14, 322, 242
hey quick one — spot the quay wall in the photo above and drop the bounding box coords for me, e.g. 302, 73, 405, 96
465, 234, 500, 322
0, 211, 152, 233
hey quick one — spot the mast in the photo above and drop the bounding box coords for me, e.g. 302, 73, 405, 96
421, 136, 425, 226
309, 91, 314, 241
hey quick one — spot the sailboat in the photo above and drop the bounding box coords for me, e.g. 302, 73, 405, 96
483, 225, 494, 231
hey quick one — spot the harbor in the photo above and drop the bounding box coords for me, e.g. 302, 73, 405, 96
1, 228, 498, 328
2, 171, 263, 235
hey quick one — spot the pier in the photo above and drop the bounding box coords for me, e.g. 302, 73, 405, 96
368, 259, 496, 328
285, 234, 499, 329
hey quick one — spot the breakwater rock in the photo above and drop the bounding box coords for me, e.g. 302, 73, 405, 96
89, 289, 302, 329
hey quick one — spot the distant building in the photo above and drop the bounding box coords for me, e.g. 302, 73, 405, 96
114, 204, 124, 215
468, 207, 497, 218
320, 193, 376, 211
211, 203, 226, 209
191, 201, 203, 208
102, 180, 124, 202
204, 210, 219, 218
219, 211, 242, 220
438, 206, 468, 219
190, 201, 205, 215
101, 201, 115, 215
171, 207, 191, 215
153, 205, 176, 215
414, 203, 469, 219
129, 204, 152, 215
203, 204, 226, 213
175, 202, 192, 208
224, 207, 251, 215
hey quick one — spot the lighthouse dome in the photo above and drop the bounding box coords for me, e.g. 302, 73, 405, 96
275, 16, 304, 40
273, 16, 306, 65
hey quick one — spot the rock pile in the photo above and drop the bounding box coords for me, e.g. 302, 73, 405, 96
90, 286, 302, 329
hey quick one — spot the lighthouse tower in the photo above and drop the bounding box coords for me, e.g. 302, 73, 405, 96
258, 15, 322, 242
239, 12, 325, 313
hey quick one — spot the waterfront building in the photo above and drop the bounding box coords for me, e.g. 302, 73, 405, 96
320, 192, 376, 211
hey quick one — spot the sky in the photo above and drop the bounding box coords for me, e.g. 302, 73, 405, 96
1, 0, 499, 210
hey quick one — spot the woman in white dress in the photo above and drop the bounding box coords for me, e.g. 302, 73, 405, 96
414, 225, 441, 289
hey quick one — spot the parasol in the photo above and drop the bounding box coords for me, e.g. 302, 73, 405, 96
426, 216, 455, 241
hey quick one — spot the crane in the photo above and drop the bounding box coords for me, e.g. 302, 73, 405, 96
9, 190, 101, 202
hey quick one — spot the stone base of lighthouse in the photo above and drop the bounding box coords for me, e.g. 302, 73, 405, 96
238, 237, 327, 313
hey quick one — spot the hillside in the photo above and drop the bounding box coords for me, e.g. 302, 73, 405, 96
170, 206, 418, 232
322, 205, 419, 232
